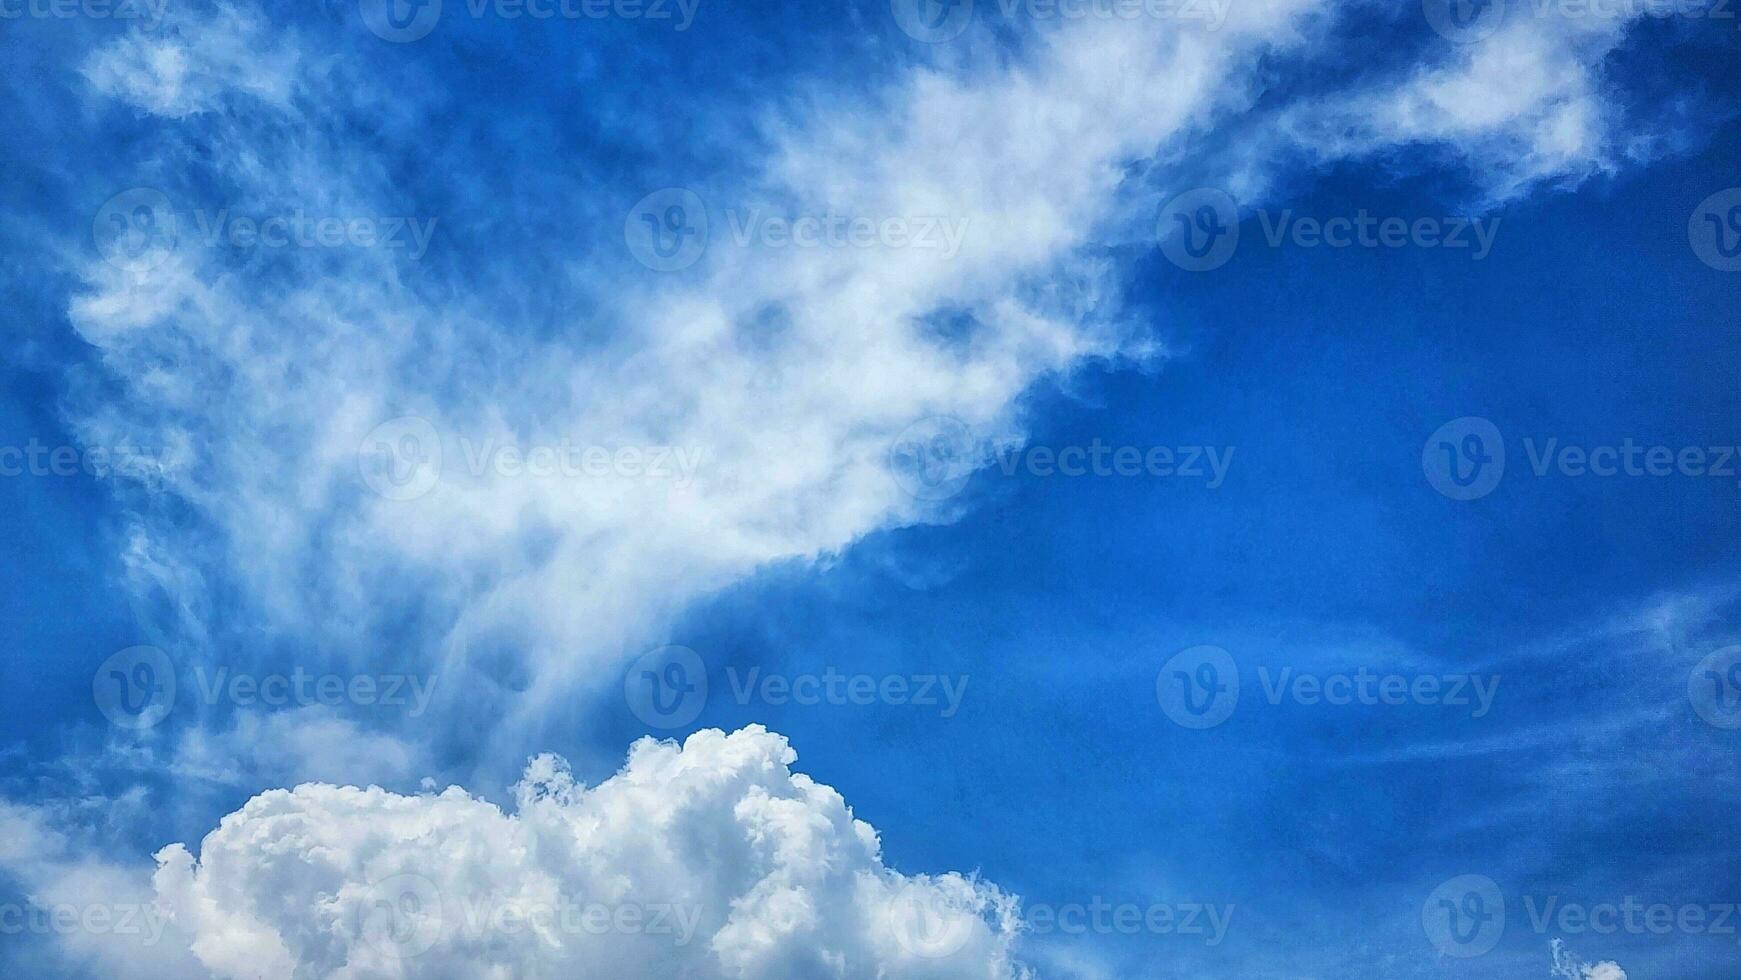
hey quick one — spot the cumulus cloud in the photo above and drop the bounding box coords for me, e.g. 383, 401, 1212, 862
1551, 938, 1628, 980
152, 726, 1024, 979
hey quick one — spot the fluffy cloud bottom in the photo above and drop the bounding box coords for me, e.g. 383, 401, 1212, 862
151, 726, 1022, 979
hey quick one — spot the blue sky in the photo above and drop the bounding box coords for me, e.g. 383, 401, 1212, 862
2, 1, 1740, 978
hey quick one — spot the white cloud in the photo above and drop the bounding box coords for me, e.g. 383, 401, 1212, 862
63, 5, 1662, 750
1275, 7, 1646, 202
64, 0, 1335, 769
1551, 938, 1628, 980
150, 726, 1024, 979
16, 3, 1683, 974
80, 3, 297, 118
